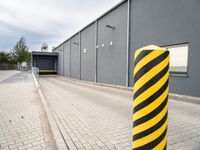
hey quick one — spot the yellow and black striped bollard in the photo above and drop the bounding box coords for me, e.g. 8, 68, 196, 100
132, 45, 169, 150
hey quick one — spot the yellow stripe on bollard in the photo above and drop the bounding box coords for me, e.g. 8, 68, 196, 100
132, 45, 169, 150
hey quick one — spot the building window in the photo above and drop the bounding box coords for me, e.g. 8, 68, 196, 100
164, 44, 189, 76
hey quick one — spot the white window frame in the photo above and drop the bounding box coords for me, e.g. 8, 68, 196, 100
162, 43, 189, 77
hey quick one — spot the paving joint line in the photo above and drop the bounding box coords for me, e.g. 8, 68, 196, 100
42, 77, 121, 149
49, 105, 70, 150
50, 105, 78, 150
32, 73, 68, 150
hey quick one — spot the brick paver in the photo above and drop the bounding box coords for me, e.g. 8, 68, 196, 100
0, 71, 56, 150
40, 77, 132, 150
168, 100, 200, 150
40, 76, 200, 150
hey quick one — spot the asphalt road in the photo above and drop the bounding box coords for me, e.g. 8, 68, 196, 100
39, 76, 200, 150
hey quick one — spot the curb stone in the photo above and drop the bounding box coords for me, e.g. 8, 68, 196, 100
169, 93, 200, 105
32, 73, 68, 150
58, 76, 200, 105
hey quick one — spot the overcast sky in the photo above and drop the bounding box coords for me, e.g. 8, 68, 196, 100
0, 0, 121, 52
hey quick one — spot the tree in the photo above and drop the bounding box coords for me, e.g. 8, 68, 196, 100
0, 52, 10, 64
12, 37, 31, 63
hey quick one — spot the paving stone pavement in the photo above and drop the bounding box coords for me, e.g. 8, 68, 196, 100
40, 77, 132, 150
0, 71, 56, 150
40, 76, 200, 150
168, 100, 200, 150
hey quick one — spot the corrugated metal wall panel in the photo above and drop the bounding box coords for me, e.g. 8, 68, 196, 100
70, 34, 80, 79
80, 23, 96, 82
57, 45, 63, 76
129, 0, 200, 97
63, 40, 70, 77
97, 1, 128, 86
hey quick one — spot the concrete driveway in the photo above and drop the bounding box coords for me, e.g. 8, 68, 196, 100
39, 76, 200, 150
1, 71, 200, 150
40, 77, 132, 150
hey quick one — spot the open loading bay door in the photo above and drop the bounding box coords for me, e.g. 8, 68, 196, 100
32, 51, 58, 75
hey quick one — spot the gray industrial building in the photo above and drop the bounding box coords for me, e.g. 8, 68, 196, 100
52, 0, 200, 98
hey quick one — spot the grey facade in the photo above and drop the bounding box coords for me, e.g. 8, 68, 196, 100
54, 0, 200, 97
97, 2, 128, 86
57, 45, 64, 76
70, 34, 80, 80
80, 23, 96, 82
63, 40, 70, 77
129, 0, 200, 97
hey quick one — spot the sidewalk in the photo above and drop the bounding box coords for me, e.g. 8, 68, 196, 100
0, 71, 56, 150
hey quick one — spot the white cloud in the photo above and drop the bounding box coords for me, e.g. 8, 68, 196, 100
0, 0, 121, 51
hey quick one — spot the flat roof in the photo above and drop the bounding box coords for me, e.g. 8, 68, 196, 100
32, 51, 58, 56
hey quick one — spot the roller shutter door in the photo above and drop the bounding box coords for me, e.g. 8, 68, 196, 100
36, 58, 55, 70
